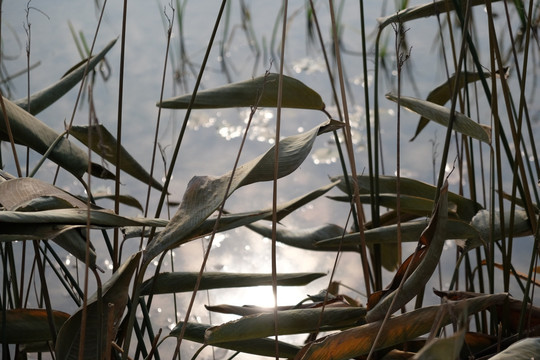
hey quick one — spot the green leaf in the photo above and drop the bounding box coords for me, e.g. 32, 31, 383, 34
55, 252, 141, 360
386, 92, 491, 144
0, 308, 70, 344
14, 39, 117, 115
143, 120, 342, 264
169, 322, 301, 358
489, 337, 540, 360
140, 272, 325, 295
69, 124, 164, 191
205, 307, 366, 344
296, 293, 508, 360
411, 71, 491, 141
158, 73, 325, 110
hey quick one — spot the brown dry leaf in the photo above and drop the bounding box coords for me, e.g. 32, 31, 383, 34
480, 260, 540, 287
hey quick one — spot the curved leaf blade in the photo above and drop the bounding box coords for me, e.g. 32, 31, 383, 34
0, 97, 90, 178
386, 92, 491, 144
143, 121, 341, 263
411, 71, 491, 141
69, 124, 164, 191
14, 39, 117, 115
158, 73, 325, 110
332, 175, 481, 221
205, 307, 366, 344
377, 0, 501, 30
140, 272, 326, 295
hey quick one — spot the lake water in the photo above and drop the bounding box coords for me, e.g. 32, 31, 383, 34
2, 0, 538, 359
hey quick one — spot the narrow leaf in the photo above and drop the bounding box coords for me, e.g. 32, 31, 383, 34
205, 307, 366, 344
140, 272, 326, 295
158, 73, 325, 110
247, 223, 346, 251
0, 96, 90, 178
169, 322, 301, 358
411, 71, 491, 141
69, 124, 164, 191
332, 175, 481, 221
377, 0, 501, 30
14, 39, 117, 115
92, 192, 144, 212
316, 219, 480, 249
386, 92, 491, 143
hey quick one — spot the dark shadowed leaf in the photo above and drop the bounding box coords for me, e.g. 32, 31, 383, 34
69, 124, 164, 191
14, 39, 117, 115
434, 290, 540, 333
55, 252, 141, 360
124, 181, 338, 240
315, 219, 480, 249
92, 192, 143, 212
386, 93, 491, 144
331, 175, 481, 221
205, 307, 366, 344
0, 96, 90, 178
143, 121, 342, 263
377, 0, 501, 30
169, 322, 301, 358
0, 308, 70, 344
158, 73, 325, 110
296, 293, 508, 360
140, 272, 325, 295
247, 223, 346, 251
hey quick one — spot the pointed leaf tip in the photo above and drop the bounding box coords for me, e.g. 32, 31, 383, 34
158, 73, 325, 110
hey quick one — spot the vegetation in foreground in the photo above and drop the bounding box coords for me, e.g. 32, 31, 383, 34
1, 0, 539, 359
